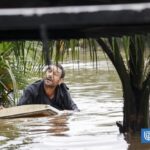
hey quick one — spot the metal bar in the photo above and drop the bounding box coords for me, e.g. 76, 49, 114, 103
0, 0, 149, 8
0, 3, 150, 39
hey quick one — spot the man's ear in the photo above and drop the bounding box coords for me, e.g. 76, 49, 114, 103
59, 78, 64, 85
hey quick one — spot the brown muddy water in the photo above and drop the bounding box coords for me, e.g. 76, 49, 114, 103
0, 61, 150, 150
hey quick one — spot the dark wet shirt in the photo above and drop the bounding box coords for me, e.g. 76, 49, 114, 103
18, 80, 79, 111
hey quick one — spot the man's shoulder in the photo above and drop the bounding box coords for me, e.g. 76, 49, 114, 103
26, 80, 43, 91
32, 80, 43, 85
60, 83, 69, 90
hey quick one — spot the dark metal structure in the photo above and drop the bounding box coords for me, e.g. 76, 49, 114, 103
1, 0, 150, 8
0, 1, 150, 40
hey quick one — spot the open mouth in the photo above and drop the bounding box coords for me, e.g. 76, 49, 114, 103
46, 78, 52, 82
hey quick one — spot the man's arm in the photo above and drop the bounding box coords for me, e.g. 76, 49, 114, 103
66, 92, 80, 111
57, 83, 79, 111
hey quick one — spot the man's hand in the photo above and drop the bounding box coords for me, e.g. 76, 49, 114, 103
59, 110, 74, 115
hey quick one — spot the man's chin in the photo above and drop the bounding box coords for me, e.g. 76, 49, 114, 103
44, 80, 55, 88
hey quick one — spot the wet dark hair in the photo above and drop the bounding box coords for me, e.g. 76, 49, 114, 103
45, 64, 65, 79
55, 64, 65, 79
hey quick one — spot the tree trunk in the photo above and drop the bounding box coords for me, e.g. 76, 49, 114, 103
96, 37, 150, 133
127, 36, 150, 131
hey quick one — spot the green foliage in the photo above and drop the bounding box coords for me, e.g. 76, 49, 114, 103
99, 36, 149, 86
0, 41, 43, 106
47, 39, 102, 66
0, 56, 16, 107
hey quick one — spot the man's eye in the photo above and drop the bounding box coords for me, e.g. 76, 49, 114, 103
48, 69, 52, 73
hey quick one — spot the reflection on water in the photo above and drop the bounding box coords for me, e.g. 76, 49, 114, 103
45, 116, 69, 136
0, 62, 150, 150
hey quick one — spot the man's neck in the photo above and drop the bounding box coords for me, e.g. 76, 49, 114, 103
44, 85, 56, 99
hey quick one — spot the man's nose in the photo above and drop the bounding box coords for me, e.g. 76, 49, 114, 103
48, 71, 53, 77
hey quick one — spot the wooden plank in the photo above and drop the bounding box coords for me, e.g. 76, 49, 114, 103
0, 105, 60, 119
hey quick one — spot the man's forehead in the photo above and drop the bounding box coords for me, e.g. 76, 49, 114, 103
48, 65, 62, 73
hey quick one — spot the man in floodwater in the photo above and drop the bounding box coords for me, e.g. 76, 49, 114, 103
18, 64, 79, 112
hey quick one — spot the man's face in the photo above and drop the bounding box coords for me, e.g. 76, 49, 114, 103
44, 65, 62, 88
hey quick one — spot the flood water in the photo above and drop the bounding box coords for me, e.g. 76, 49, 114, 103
0, 61, 150, 150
